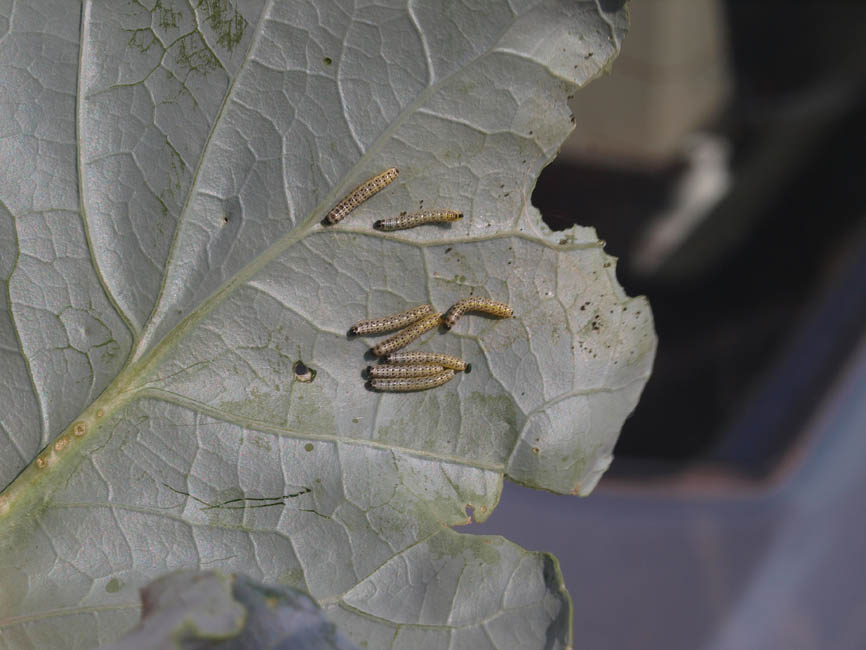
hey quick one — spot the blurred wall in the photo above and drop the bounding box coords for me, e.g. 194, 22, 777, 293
563, 0, 731, 166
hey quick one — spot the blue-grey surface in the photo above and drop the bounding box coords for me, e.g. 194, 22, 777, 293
473, 332, 866, 649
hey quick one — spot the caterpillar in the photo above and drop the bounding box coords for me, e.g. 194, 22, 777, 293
350, 304, 433, 336
383, 351, 470, 372
325, 167, 399, 224
366, 364, 445, 379
373, 209, 462, 231
443, 297, 514, 329
369, 369, 456, 392
371, 313, 441, 357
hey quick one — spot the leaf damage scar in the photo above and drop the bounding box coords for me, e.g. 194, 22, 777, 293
162, 483, 312, 510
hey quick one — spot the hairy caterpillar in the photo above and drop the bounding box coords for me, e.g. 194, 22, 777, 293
443, 297, 514, 329
366, 364, 445, 379
369, 369, 456, 392
325, 167, 399, 224
371, 313, 441, 357
350, 304, 433, 335
373, 209, 462, 231
383, 351, 470, 372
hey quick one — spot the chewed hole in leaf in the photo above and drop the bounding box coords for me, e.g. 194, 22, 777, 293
293, 360, 316, 383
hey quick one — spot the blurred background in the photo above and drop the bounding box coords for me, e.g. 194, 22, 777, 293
471, 1, 866, 648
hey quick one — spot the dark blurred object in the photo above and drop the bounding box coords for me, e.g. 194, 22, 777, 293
725, 0, 866, 102
537, 0, 866, 477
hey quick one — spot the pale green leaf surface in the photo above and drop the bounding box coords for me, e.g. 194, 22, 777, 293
0, 1, 654, 648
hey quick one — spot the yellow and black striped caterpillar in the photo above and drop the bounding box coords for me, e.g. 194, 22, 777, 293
374, 210, 462, 231
383, 351, 470, 372
350, 304, 433, 335
326, 167, 399, 224
366, 364, 445, 379
443, 297, 513, 329
369, 369, 456, 392
371, 313, 441, 357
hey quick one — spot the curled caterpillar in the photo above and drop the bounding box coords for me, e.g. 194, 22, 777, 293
366, 364, 445, 379
326, 167, 399, 224
374, 210, 462, 231
371, 313, 441, 357
369, 369, 456, 392
350, 304, 433, 336
383, 351, 470, 372
444, 297, 513, 329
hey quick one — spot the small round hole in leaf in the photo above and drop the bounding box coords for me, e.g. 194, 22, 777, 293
293, 361, 316, 383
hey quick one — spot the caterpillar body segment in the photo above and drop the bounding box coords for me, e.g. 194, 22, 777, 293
371, 313, 442, 357
444, 297, 513, 329
366, 364, 445, 379
326, 167, 399, 224
374, 209, 462, 231
350, 304, 433, 336
369, 369, 456, 392
383, 351, 469, 372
